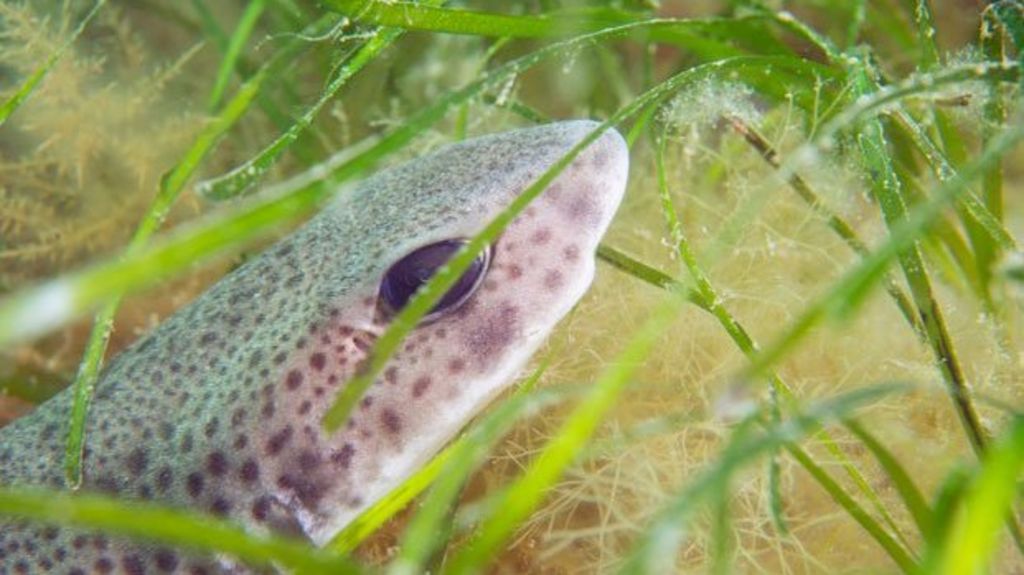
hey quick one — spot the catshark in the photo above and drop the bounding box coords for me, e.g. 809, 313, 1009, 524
0, 120, 629, 573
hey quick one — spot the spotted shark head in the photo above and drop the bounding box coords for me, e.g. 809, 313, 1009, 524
0, 122, 628, 572
259, 120, 629, 543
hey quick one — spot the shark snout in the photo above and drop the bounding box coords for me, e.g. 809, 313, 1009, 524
539, 121, 630, 248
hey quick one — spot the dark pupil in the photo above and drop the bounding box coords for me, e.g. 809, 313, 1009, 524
379, 239, 489, 320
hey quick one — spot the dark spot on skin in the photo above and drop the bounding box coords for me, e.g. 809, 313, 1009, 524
94, 557, 113, 573
122, 554, 145, 575
186, 472, 204, 497
298, 401, 312, 415
261, 401, 276, 419
200, 332, 217, 345
412, 376, 432, 398
156, 466, 173, 492
380, 409, 402, 434
93, 475, 119, 494
544, 270, 564, 289
231, 408, 246, 426
240, 459, 260, 483
211, 497, 232, 516
384, 367, 398, 385
567, 194, 599, 224
125, 448, 148, 475
298, 450, 320, 470
310, 353, 326, 371
252, 497, 271, 521
204, 418, 219, 438
506, 264, 523, 280
206, 451, 228, 476
267, 426, 294, 455
464, 303, 519, 360
564, 244, 580, 261
286, 370, 303, 390
360, 396, 374, 410
273, 351, 288, 365
332, 444, 355, 469
448, 358, 465, 373
155, 549, 179, 572
278, 473, 327, 507
181, 433, 194, 454
531, 228, 552, 244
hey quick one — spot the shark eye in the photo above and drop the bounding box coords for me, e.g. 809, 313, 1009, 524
379, 239, 491, 322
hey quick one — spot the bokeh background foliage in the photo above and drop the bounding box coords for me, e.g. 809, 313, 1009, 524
1, 0, 1023, 573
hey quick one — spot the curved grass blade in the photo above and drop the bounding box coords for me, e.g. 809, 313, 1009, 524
653, 127, 914, 554
728, 116, 923, 336
0, 24, 817, 348
385, 370, 563, 575
325, 1, 797, 59
329, 362, 557, 555
207, 0, 266, 111
845, 419, 932, 536
990, 0, 1024, 71
926, 417, 1024, 574
617, 384, 912, 574
0, 0, 106, 127
63, 67, 270, 488
198, 25, 400, 200
982, 6, 1010, 221
698, 62, 1019, 272
784, 441, 918, 572
742, 100, 1024, 381
923, 466, 970, 549
198, 0, 448, 200
443, 293, 688, 575
598, 245, 924, 569
0, 488, 362, 574
318, 52, 828, 432
847, 59, 990, 454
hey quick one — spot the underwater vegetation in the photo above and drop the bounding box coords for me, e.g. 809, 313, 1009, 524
1, 0, 1023, 573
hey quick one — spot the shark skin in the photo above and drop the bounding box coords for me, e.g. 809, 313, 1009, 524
0, 120, 629, 574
